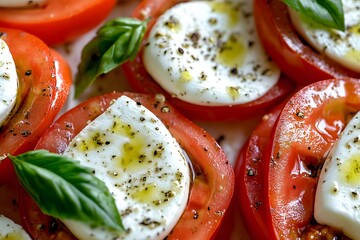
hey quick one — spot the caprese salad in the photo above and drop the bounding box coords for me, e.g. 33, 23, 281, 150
254, 0, 360, 85
236, 77, 360, 239
0, 27, 72, 185
14, 92, 234, 239
77, 0, 295, 121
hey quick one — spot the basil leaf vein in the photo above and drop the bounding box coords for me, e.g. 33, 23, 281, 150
283, 0, 345, 31
74, 17, 148, 98
9, 150, 124, 232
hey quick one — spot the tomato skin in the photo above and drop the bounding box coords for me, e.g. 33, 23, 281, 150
235, 104, 283, 239
18, 92, 234, 240
0, 0, 116, 46
122, 0, 295, 121
0, 28, 72, 185
254, 0, 360, 85
264, 78, 360, 238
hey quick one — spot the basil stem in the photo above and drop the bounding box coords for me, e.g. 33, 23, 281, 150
74, 17, 148, 98
283, 0, 345, 31
8, 150, 124, 232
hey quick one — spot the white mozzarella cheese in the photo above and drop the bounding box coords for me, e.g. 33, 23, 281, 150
0, 39, 18, 127
0, 214, 31, 240
142, 0, 280, 106
0, 0, 46, 8
315, 111, 360, 240
289, 0, 360, 73
61, 95, 190, 240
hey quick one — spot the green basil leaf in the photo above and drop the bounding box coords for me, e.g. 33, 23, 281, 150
283, 0, 345, 31
8, 150, 124, 232
74, 17, 148, 98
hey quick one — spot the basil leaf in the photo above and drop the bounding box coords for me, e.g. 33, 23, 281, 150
74, 17, 148, 98
283, 0, 345, 31
8, 150, 124, 232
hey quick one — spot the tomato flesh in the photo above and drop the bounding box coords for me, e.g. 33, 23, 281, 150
0, 28, 72, 185
0, 0, 116, 46
18, 92, 234, 240
122, 0, 295, 121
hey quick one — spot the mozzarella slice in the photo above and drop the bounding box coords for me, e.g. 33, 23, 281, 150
0, 39, 19, 127
0, 0, 46, 8
289, 0, 360, 73
61, 95, 190, 240
315, 111, 360, 240
142, 0, 280, 106
0, 215, 31, 240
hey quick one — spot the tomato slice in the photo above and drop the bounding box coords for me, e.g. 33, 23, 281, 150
264, 78, 360, 238
253, 0, 360, 85
0, 0, 116, 46
18, 92, 234, 240
0, 27, 72, 185
235, 104, 283, 239
122, 0, 295, 121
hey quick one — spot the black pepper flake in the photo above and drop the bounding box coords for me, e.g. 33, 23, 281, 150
193, 211, 199, 219
296, 111, 305, 118
25, 70, 32, 76
38, 224, 46, 230
247, 169, 255, 176
48, 219, 59, 233
216, 135, 225, 144
254, 201, 262, 209
177, 47, 184, 55
24, 111, 30, 119
20, 130, 31, 137
230, 68, 238, 75
352, 191, 358, 198
140, 218, 160, 227
190, 32, 200, 44
261, 69, 271, 76
208, 17, 217, 25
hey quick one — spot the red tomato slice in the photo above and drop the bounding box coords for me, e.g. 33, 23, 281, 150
264, 78, 360, 238
0, 27, 72, 185
0, 0, 116, 46
122, 0, 295, 121
235, 104, 283, 239
18, 92, 234, 240
254, 0, 360, 85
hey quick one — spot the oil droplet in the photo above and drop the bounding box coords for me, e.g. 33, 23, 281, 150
340, 154, 360, 185
112, 119, 152, 172
226, 86, 240, 100
179, 70, 193, 82
164, 16, 181, 32
345, 49, 360, 65
75, 132, 108, 152
348, 24, 360, 35
216, 34, 246, 68
0, 232, 27, 240
210, 2, 238, 27
132, 183, 160, 205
